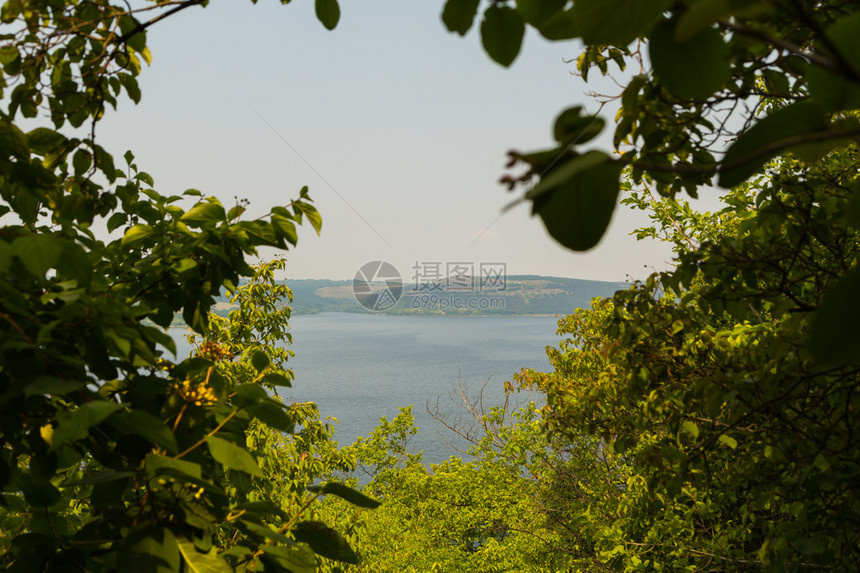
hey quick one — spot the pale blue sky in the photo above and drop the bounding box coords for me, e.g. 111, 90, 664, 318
94, 0, 692, 282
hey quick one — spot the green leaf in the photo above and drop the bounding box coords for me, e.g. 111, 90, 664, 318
552, 106, 605, 146
0, 240, 10, 272
26, 127, 65, 154
23, 376, 84, 398
718, 434, 738, 449
294, 202, 323, 236
141, 324, 177, 356
315, 0, 340, 30
94, 144, 118, 182
0, 120, 28, 158
845, 183, 860, 230
674, 0, 775, 42
535, 9, 579, 41
247, 402, 294, 432
121, 224, 153, 247
0, 45, 19, 65
56, 241, 93, 287
516, 0, 566, 27
181, 200, 226, 227
719, 103, 830, 188
650, 19, 730, 100
809, 265, 860, 367
119, 73, 141, 104
236, 501, 287, 520
232, 384, 270, 407
529, 151, 622, 251
107, 410, 178, 454
72, 148, 92, 175
121, 527, 180, 573
442, 0, 480, 36
682, 420, 699, 439
260, 545, 316, 573
50, 401, 122, 451
145, 453, 202, 480
308, 481, 382, 508
480, 5, 525, 68
205, 436, 263, 477
251, 350, 270, 372
262, 371, 292, 387
808, 12, 860, 112
292, 521, 359, 564
272, 214, 298, 245
62, 471, 135, 487
177, 538, 232, 573
11, 234, 64, 276
239, 520, 293, 545
571, 0, 673, 47
118, 14, 147, 52
19, 475, 61, 507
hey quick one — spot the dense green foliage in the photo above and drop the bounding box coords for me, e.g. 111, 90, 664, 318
314, 151, 860, 570
525, 152, 860, 569
0, 1, 380, 571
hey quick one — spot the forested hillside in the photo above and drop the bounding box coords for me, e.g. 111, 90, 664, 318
213, 276, 625, 316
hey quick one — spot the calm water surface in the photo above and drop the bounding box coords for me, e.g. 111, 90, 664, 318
174, 313, 561, 464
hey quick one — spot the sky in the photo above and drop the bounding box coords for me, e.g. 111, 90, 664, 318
93, 0, 699, 283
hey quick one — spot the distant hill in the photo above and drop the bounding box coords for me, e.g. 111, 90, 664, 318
215, 275, 627, 317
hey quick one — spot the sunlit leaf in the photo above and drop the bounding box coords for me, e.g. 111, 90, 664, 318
205, 436, 264, 477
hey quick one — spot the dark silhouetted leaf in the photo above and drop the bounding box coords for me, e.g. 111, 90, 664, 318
516, 0, 566, 27
442, 0, 480, 36
553, 106, 605, 146
480, 5, 525, 67
572, 0, 673, 47
528, 152, 622, 251
315, 0, 340, 30
309, 481, 382, 508
719, 103, 831, 188
251, 350, 270, 372
292, 521, 358, 564
810, 265, 860, 367
650, 19, 730, 100
808, 12, 860, 112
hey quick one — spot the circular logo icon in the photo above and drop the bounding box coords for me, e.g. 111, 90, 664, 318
353, 261, 403, 311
